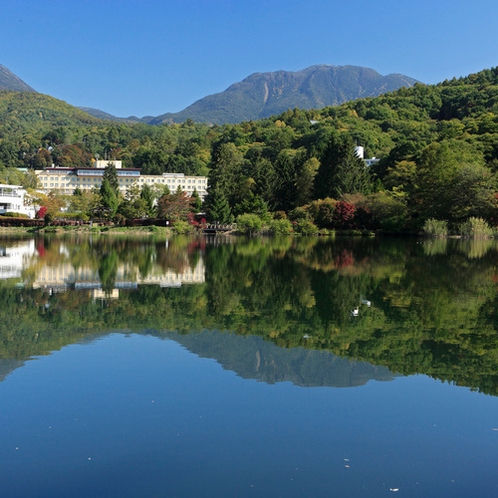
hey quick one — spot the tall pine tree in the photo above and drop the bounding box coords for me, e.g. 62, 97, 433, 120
315, 135, 373, 199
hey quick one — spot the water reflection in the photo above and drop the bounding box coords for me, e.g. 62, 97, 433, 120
163, 330, 394, 387
1, 234, 498, 394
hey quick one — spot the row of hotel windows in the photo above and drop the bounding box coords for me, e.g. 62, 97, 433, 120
38, 176, 206, 184
39, 178, 207, 189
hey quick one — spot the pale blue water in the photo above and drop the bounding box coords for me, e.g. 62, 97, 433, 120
0, 333, 497, 497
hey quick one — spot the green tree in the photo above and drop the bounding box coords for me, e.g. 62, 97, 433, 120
102, 162, 120, 194
414, 141, 495, 224
21, 169, 40, 189
191, 188, 203, 212
118, 184, 148, 219
274, 150, 298, 212
315, 135, 374, 199
68, 189, 99, 219
209, 142, 244, 208
156, 188, 192, 221
233, 191, 269, 220
140, 184, 156, 217
296, 156, 320, 207
204, 188, 233, 223
99, 178, 119, 217
236, 213, 263, 234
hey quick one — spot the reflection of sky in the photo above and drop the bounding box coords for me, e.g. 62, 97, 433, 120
0, 333, 496, 497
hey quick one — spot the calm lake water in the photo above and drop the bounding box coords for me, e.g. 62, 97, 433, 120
1, 234, 498, 497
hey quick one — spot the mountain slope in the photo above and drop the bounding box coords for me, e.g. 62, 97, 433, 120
0, 91, 101, 130
149, 65, 420, 124
0, 64, 36, 92
78, 106, 142, 123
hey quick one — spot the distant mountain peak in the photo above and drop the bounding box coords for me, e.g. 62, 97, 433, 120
0, 64, 36, 92
148, 64, 420, 125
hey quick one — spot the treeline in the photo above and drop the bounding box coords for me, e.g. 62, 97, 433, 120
3, 67, 498, 231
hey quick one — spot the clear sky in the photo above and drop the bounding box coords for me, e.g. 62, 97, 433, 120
1, 0, 497, 117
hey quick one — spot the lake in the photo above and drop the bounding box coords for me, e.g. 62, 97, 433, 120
0, 234, 498, 497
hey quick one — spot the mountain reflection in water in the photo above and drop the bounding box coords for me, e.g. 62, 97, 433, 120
164, 330, 394, 387
0, 330, 393, 388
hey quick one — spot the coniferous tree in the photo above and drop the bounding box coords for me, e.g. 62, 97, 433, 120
191, 188, 203, 212
140, 184, 155, 217
315, 135, 373, 199
208, 142, 243, 209
274, 150, 297, 212
99, 178, 118, 216
204, 188, 233, 223
102, 162, 120, 194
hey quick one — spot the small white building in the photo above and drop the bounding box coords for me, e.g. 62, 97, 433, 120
0, 184, 36, 218
355, 146, 380, 167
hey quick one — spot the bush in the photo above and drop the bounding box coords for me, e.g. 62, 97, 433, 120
2, 212, 30, 219
44, 213, 54, 226
236, 213, 263, 234
57, 212, 88, 221
458, 217, 494, 238
294, 218, 319, 235
363, 192, 408, 232
307, 198, 336, 229
289, 206, 308, 221
273, 211, 287, 220
423, 218, 448, 237
268, 218, 293, 235
172, 220, 194, 234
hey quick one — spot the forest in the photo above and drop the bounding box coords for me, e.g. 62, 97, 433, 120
3, 66, 498, 233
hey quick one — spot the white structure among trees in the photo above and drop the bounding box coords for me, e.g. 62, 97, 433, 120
0, 184, 36, 218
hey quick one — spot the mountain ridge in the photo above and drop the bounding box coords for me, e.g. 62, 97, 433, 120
0, 62, 420, 125
148, 65, 420, 124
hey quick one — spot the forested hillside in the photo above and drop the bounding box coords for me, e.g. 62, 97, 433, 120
2, 67, 498, 232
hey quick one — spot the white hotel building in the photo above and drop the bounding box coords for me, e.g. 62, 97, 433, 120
35, 160, 208, 200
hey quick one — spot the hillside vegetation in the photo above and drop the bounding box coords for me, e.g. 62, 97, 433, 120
2, 67, 498, 232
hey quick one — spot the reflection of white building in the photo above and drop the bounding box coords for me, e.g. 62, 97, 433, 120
140, 262, 206, 287
0, 240, 36, 279
31, 257, 205, 291
0, 185, 36, 218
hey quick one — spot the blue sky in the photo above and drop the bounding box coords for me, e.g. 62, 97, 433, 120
1, 0, 497, 117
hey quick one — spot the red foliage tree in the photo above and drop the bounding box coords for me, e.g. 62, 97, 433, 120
36, 206, 48, 219
333, 201, 356, 229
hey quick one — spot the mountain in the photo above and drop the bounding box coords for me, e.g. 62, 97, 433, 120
148, 65, 420, 125
0, 64, 36, 92
78, 107, 142, 123
0, 91, 101, 129
162, 330, 394, 388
